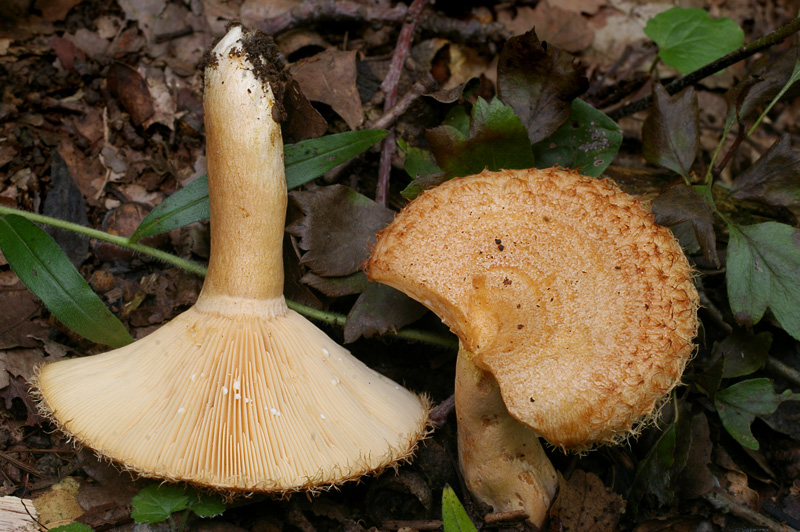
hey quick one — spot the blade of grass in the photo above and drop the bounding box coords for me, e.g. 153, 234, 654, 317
0, 214, 134, 348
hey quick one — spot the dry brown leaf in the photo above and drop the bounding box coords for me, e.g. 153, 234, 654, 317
527, 2, 594, 54
34, 0, 84, 22
32, 477, 84, 529
0, 281, 49, 350
548, 470, 626, 531
290, 49, 364, 130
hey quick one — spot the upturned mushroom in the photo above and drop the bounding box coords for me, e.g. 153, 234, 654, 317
366, 168, 698, 525
33, 26, 429, 493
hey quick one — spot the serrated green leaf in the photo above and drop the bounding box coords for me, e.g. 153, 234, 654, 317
726, 222, 800, 339
398, 140, 442, 181
131, 130, 387, 240
189, 491, 226, 518
442, 485, 478, 532
645, 7, 744, 74
131, 485, 190, 524
427, 97, 535, 178
715, 378, 800, 449
0, 214, 133, 348
532, 98, 621, 176
50, 524, 94, 532
443, 105, 470, 136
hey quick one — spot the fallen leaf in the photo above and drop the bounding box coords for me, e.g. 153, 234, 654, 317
43, 150, 89, 267
525, 2, 594, 54
107, 62, 155, 127
32, 477, 84, 529
287, 185, 394, 277
642, 84, 699, 177
343, 283, 428, 343
497, 29, 588, 144
731, 135, 800, 212
651, 183, 718, 267
548, 470, 625, 531
290, 49, 364, 130
34, 0, 83, 22
0, 281, 49, 350
48, 36, 86, 72
676, 413, 715, 499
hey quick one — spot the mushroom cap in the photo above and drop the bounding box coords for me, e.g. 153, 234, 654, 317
367, 168, 698, 448
35, 298, 429, 492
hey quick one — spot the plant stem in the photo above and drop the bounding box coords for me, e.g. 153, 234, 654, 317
0, 205, 208, 277
0, 206, 457, 349
609, 16, 800, 120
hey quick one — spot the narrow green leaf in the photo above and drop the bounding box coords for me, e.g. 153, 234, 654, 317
0, 214, 133, 348
645, 7, 744, 74
715, 378, 800, 449
726, 222, 800, 339
532, 98, 621, 176
131, 485, 189, 524
442, 485, 478, 532
131, 130, 387, 240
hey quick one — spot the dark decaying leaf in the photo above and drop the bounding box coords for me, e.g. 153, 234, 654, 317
106, 62, 154, 127
531, 98, 621, 177
641, 84, 699, 177
496, 29, 588, 145
548, 470, 625, 530
675, 413, 715, 499
282, 77, 328, 143
715, 378, 800, 450
427, 77, 481, 104
716, 330, 771, 379
0, 280, 50, 349
726, 46, 800, 123
628, 422, 677, 511
44, 150, 89, 267
726, 222, 800, 339
288, 185, 394, 277
300, 271, 368, 298
652, 183, 719, 267
762, 395, 800, 440
343, 283, 428, 343
731, 135, 800, 211
426, 97, 534, 178
0, 214, 133, 348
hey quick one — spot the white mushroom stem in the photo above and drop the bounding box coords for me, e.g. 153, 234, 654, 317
34, 26, 429, 493
456, 349, 557, 524
201, 27, 286, 305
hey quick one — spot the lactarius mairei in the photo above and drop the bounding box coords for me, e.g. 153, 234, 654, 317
366, 168, 699, 526
34, 26, 429, 493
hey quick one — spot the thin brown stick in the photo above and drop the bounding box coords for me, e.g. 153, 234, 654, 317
376, 0, 430, 206
609, 16, 800, 120
259, 0, 406, 35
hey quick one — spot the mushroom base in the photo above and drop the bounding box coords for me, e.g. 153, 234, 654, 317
456, 348, 558, 526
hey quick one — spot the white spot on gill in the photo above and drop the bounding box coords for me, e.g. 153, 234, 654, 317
233, 379, 241, 391
234, 393, 241, 400
177, 407, 186, 415
322, 347, 330, 357
331, 377, 340, 385
190, 373, 197, 382
320, 413, 326, 420
221, 386, 228, 395
270, 408, 281, 416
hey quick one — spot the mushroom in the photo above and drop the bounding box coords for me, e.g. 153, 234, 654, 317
33, 26, 429, 493
366, 168, 699, 525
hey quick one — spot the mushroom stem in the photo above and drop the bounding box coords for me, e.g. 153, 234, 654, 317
456, 348, 557, 525
201, 28, 286, 303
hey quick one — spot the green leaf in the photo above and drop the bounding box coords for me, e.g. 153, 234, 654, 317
189, 491, 226, 518
427, 97, 535, 178
726, 222, 800, 339
0, 214, 133, 348
715, 378, 800, 449
397, 139, 445, 200
644, 7, 744, 74
532, 98, 621, 176
131, 485, 190, 524
50, 524, 95, 532
442, 485, 478, 532
131, 130, 387, 240
717, 330, 771, 379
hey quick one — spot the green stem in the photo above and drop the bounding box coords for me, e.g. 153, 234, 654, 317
0, 206, 457, 349
0, 205, 208, 277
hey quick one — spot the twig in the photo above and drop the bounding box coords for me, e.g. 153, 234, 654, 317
259, 0, 407, 35
368, 75, 438, 131
376, 0, 429, 207
382, 520, 443, 530
429, 394, 456, 427
704, 489, 799, 532
712, 121, 746, 177
609, 16, 800, 120
765, 356, 800, 388
484, 510, 529, 525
